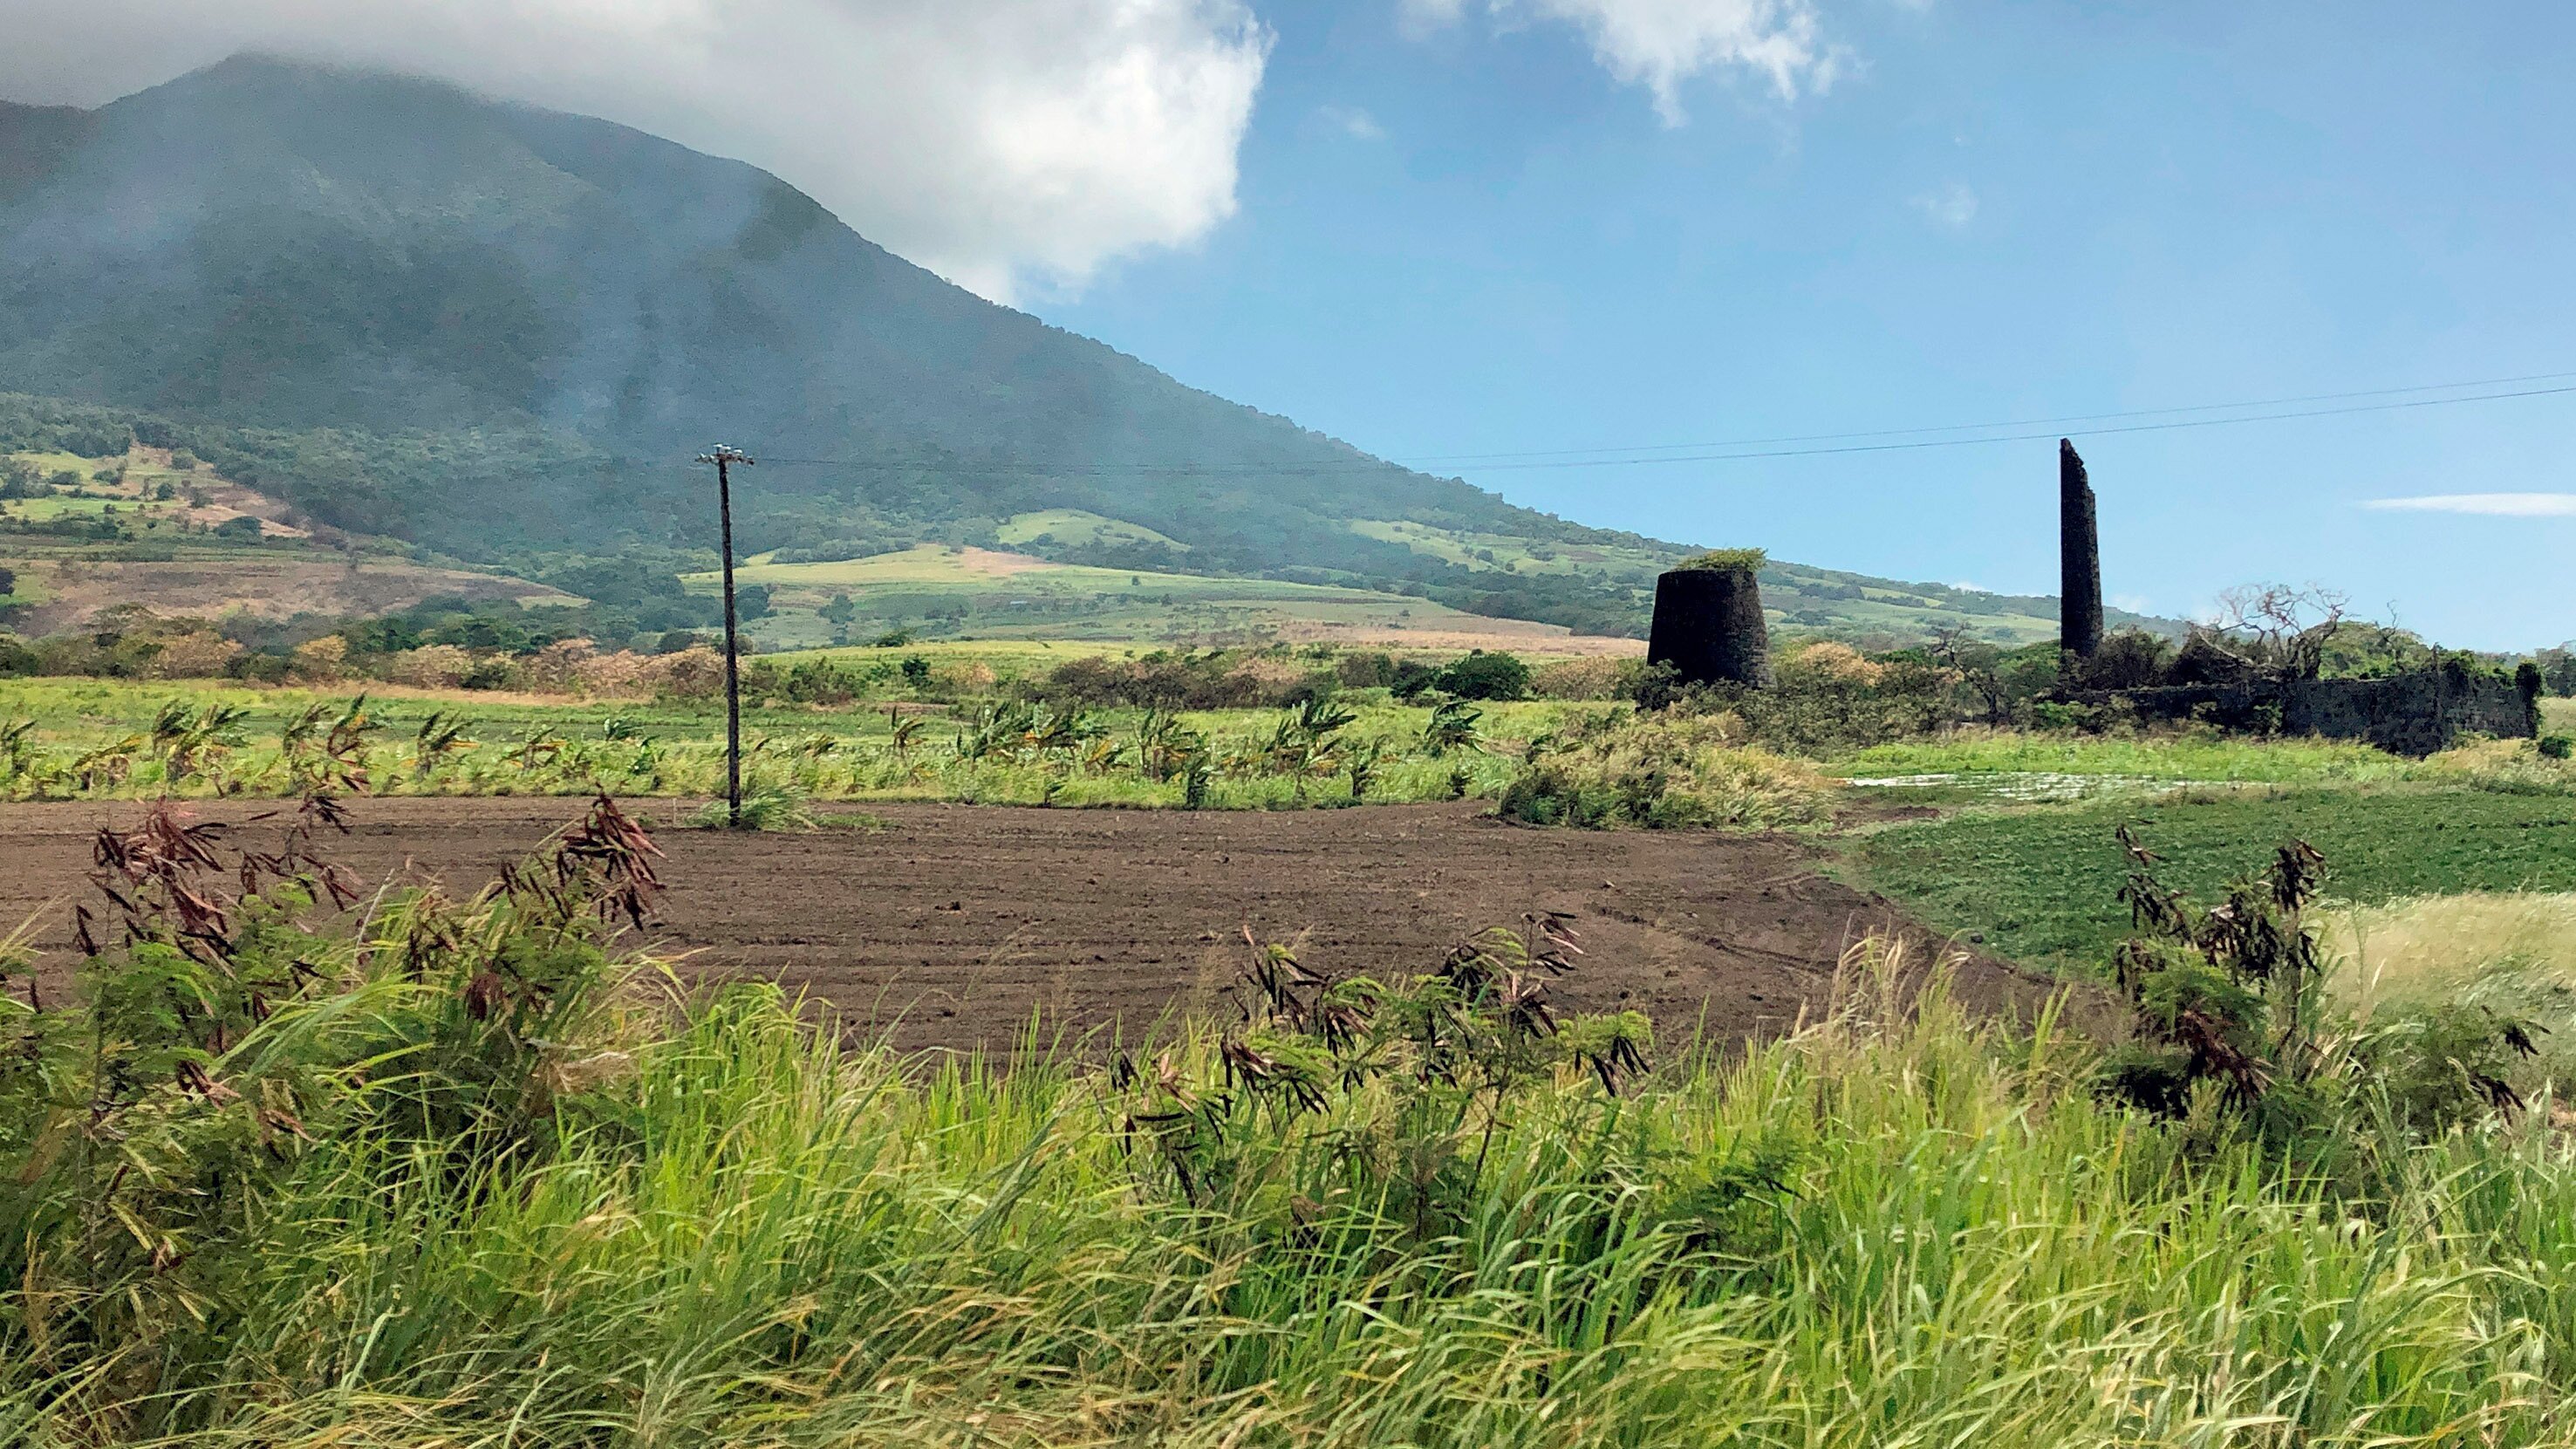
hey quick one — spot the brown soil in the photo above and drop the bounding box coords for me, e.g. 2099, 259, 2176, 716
0, 798, 2042, 1055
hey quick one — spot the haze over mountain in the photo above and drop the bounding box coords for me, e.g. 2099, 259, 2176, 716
0, 56, 2142, 642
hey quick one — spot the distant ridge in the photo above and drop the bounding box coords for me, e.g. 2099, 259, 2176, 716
0, 57, 2174, 643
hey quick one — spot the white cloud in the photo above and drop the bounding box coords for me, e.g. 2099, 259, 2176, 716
1911, 181, 1977, 229
2364, 493, 2576, 517
1318, 104, 1386, 140
0, 0, 1271, 301
1404, 0, 1835, 124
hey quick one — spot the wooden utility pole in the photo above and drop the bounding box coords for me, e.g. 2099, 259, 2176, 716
696, 445, 755, 827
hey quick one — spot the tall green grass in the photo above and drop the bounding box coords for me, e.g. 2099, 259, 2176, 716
0, 681, 1596, 809
11, 823, 2576, 1444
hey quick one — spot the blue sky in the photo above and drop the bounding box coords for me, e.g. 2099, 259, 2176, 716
1040, 2, 2576, 649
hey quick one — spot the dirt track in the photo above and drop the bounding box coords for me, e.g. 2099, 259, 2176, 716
0, 798, 2038, 1053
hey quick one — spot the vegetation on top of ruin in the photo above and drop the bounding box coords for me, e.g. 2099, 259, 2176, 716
1674, 546, 1767, 573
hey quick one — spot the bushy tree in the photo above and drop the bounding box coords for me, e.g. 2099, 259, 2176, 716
1436, 649, 1530, 701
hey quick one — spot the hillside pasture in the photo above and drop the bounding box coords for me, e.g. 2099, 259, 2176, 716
2, 442, 584, 632
2, 443, 302, 537
691, 543, 1640, 653
0, 556, 577, 636
995, 507, 1189, 551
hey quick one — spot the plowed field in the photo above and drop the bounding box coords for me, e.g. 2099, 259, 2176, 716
0, 798, 2041, 1053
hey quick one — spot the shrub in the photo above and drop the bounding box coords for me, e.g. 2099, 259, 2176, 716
1630, 660, 1685, 711
2543, 735, 2573, 761
229, 651, 293, 685
387, 644, 475, 689
1500, 711, 1830, 830
686, 786, 817, 830
644, 646, 727, 700
1436, 649, 1530, 701
290, 634, 349, 681
773, 657, 861, 705
1675, 546, 1767, 572
1530, 654, 1642, 700
1390, 658, 1442, 700
1714, 646, 1959, 753
2073, 628, 2170, 689
146, 630, 243, 680
1036, 652, 1321, 710
1334, 651, 1397, 688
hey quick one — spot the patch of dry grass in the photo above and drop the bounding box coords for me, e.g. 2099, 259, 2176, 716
2330, 892, 2576, 1086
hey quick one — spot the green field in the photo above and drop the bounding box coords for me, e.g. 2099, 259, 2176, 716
687, 543, 1595, 650
994, 507, 1188, 551
1350, 516, 1668, 578
1848, 784, 2576, 971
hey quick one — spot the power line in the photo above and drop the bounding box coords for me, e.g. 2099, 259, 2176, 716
1470, 381, 2576, 472
741, 373, 2576, 478
1400, 367, 2576, 464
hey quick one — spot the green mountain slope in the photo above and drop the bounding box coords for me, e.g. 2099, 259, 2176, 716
0, 58, 2163, 645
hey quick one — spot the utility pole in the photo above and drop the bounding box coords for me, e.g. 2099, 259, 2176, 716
695, 445, 755, 827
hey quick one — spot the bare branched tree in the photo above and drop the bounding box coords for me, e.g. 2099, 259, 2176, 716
2195, 584, 2349, 681
1930, 625, 2009, 722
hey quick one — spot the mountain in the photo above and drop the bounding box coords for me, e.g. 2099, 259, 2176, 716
0, 56, 2158, 645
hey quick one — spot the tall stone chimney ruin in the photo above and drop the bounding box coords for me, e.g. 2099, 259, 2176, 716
2059, 438, 2103, 660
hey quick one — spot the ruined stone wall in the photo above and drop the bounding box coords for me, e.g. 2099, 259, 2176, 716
2084, 664, 2537, 756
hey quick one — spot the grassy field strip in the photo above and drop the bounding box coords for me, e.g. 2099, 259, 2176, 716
1849, 787, 2576, 971
1830, 731, 2421, 783
0, 679, 1631, 810
2330, 891, 2576, 1093
1842, 769, 2224, 802
994, 507, 1189, 550
676, 543, 1629, 652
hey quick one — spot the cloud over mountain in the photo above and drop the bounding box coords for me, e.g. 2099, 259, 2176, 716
0, 0, 1270, 300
